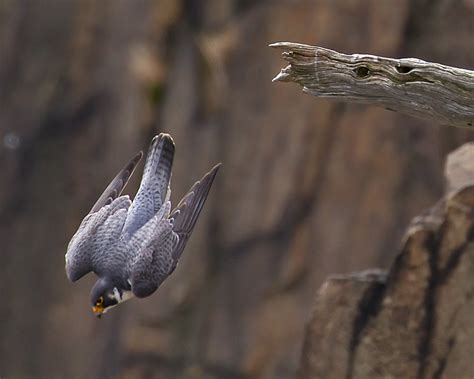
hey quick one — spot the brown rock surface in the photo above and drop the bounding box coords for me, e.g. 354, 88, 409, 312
299, 144, 474, 379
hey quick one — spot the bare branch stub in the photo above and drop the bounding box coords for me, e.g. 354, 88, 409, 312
270, 42, 474, 128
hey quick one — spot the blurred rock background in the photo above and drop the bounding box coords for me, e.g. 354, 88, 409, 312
0, 0, 473, 378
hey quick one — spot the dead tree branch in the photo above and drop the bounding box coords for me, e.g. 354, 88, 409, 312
271, 42, 474, 128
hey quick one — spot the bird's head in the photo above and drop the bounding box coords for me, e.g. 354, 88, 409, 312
90, 277, 133, 318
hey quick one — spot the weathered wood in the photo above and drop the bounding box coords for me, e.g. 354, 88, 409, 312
298, 143, 474, 379
271, 42, 474, 128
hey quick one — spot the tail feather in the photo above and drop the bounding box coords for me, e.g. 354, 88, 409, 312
142, 133, 175, 205
123, 133, 175, 236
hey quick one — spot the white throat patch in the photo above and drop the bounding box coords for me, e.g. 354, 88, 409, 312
112, 287, 134, 304
102, 288, 135, 313
113, 287, 122, 301
121, 290, 134, 302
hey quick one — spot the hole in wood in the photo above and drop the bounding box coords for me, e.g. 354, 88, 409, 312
354, 66, 370, 78
396, 65, 413, 74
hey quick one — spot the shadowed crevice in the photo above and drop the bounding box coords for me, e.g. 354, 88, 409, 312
346, 276, 387, 379
417, 230, 440, 379
432, 336, 455, 379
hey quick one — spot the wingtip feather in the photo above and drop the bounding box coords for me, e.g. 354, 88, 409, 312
207, 163, 222, 179
134, 150, 144, 162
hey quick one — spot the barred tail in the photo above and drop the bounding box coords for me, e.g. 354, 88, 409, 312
123, 133, 175, 235
142, 133, 175, 205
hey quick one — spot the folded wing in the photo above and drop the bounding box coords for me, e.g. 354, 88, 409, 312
65, 151, 141, 282
170, 163, 221, 261
129, 163, 220, 298
129, 218, 177, 298
65, 196, 131, 282
89, 151, 142, 213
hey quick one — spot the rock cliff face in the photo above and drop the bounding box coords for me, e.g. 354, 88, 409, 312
299, 144, 474, 379
0, 1, 473, 378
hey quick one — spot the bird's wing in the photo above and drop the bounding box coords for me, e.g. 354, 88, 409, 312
169, 163, 220, 261
123, 133, 175, 236
65, 150, 141, 282
65, 196, 131, 282
129, 217, 177, 298
128, 163, 220, 298
89, 151, 143, 214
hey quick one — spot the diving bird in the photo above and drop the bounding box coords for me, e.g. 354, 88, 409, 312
65, 133, 220, 318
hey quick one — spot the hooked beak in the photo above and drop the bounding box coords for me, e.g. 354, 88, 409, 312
92, 306, 104, 318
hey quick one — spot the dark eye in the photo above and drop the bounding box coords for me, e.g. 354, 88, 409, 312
96, 296, 104, 306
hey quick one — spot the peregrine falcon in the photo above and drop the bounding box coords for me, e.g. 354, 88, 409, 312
65, 133, 220, 318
